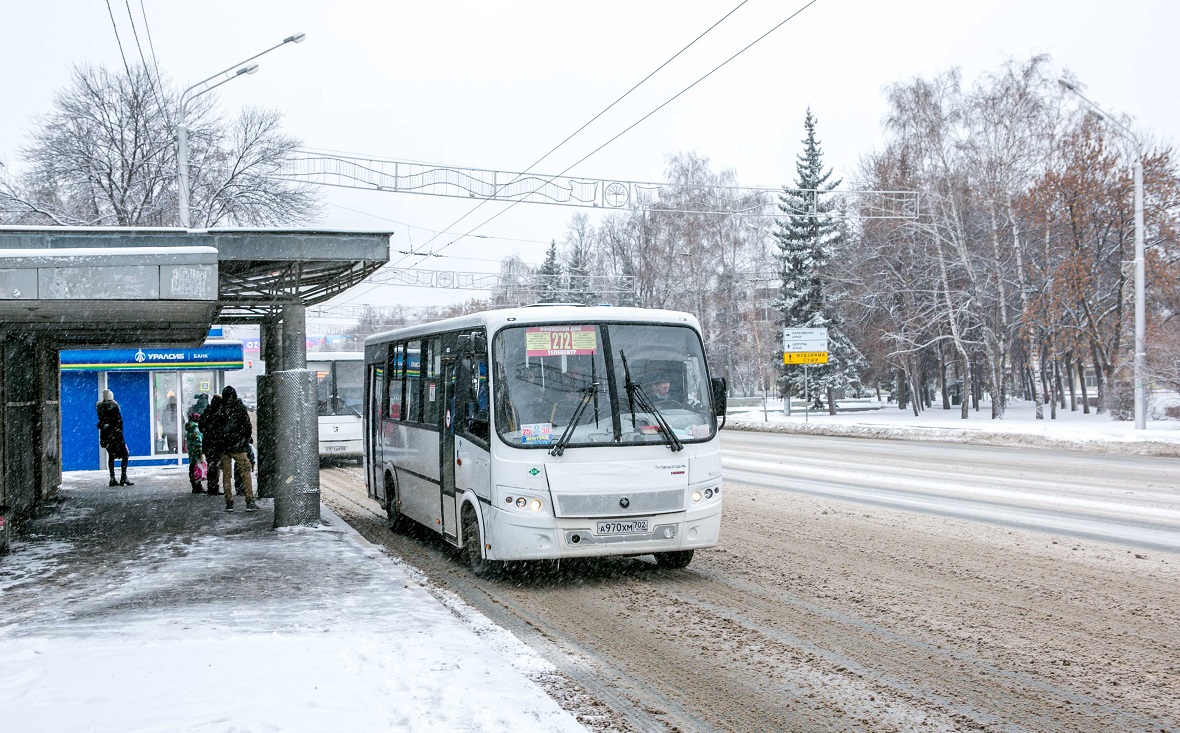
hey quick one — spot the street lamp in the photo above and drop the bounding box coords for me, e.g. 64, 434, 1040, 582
177, 33, 306, 228
1058, 78, 1147, 430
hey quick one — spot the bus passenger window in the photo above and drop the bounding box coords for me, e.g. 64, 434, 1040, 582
406, 340, 421, 423
463, 357, 490, 442
388, 344, 405, 420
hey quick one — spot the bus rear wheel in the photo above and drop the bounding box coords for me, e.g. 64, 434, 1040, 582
654, 550, 694, 569
462, 507, 497, 577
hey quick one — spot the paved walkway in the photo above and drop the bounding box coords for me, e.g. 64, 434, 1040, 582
0, 467, 585, 733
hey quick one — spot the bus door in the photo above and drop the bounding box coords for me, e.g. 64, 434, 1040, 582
439, 351, 459, 542
366, 360, 384, 502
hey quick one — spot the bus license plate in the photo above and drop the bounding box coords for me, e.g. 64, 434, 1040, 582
326, 445, 346, 452
596, 519, 649, 535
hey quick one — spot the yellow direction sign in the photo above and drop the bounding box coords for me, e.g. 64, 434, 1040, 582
783, 351, 829, 365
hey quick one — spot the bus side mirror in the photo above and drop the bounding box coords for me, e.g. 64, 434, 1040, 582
710, 377, 727, 417
457, 331, 486, 356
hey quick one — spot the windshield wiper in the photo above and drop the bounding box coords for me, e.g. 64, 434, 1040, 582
550, 382, 600, 457
619, 351, 683, 452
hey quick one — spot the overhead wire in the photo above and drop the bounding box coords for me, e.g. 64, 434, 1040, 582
325, 201, 553, 247
333, 0, 756, 306
132, 0, 169, 112
122, 0, 151, 73
104, 0, 134, 80
393, 0, 820, 275
403, 0, 754, 263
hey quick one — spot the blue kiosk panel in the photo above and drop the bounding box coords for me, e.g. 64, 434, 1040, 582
61, 372, 100, 471
107, 372, 152, 459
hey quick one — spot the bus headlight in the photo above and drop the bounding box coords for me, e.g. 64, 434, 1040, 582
692, 491, 702, 503
503, 490, 545, 513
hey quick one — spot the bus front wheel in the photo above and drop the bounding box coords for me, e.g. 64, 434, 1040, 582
654, 550, 694, 569
462, 507, 497, 577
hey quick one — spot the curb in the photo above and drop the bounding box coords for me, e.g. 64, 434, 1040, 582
724, 418, 1180, 457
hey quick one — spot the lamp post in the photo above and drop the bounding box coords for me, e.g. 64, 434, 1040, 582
1058, 79, 1147, 430
177, 33, 306, 228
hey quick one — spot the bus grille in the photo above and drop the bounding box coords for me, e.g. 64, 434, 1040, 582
554, 488, 685, 518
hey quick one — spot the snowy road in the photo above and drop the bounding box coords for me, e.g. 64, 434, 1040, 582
320, 435, 1180, 733
721, 431, 1180, 551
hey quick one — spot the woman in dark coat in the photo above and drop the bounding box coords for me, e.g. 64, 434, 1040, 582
199, 395, 224, 496
96, 389, 133, 486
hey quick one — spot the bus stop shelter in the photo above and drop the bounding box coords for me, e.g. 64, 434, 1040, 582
0, 227, 390, 553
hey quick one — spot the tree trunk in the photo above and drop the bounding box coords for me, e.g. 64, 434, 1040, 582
970, 359, 980, 412
1065, 352, 1078, 412
988, 350, 1006, 419
1052, 354, 1062, 417
1029, 334, 1044, 420
827, 386, 836, 415
1090, 340, 1107, 415
908, 360, 921, 416
1055, 358, 1066, 414
1077, 359, 1091, 415
1039, 356, 1052, 420
935, 342, 947, 409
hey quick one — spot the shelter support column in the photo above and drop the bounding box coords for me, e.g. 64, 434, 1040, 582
35, 339, 61, 506
271, 301, 319, 527
281, 302, 306, 370
1, 335, 40, 554
271, 369, 320, 527
255, 318, 283, 499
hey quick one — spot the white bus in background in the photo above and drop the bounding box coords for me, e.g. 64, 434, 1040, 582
363, 305, 728, 575
308, 351, 364, 464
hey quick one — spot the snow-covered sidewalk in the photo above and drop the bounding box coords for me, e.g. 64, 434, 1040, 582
0, 470, 586, 733
726, 396, 1180, 456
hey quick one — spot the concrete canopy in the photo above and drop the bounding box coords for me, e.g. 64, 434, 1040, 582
0, 227, 391, 348
0, 245, 220, 346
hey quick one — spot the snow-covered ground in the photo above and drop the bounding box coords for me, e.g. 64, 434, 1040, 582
2, 398, 1176, 733
0, 470, 587, 733
726, 396, 1180, 455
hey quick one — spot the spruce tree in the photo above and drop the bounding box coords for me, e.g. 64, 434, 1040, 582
772, 109, 865, 406
535, 240, 564, 303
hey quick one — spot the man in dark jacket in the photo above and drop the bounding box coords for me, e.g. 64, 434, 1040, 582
96, 389, 133, 486
200, 395, 224, 496
218, 386, 257, 512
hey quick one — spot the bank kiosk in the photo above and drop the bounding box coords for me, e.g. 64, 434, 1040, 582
59, 340, 244, 471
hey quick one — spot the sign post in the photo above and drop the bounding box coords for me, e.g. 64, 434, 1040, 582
783, 327, 829, 417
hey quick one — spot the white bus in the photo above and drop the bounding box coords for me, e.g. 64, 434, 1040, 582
363, 305, 727, 574
308, 351, 364, 464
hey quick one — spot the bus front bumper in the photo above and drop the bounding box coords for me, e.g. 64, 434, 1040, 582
485, 502, 722, 562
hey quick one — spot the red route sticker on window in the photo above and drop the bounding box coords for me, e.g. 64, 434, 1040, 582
525, 325, 597, 356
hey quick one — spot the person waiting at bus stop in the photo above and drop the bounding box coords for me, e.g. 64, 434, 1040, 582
96, 389, 133, 486
217, 386, 257, 513
199, 395, 224, 496
185, 412, 205, 494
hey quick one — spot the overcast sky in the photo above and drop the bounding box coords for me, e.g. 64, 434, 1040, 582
1, 0, 1176, 313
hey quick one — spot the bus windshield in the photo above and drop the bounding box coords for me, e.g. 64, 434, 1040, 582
493, 323, 713, 449
311, 360, 364, 417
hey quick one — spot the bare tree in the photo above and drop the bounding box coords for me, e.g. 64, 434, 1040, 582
0, 63, 317, 227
